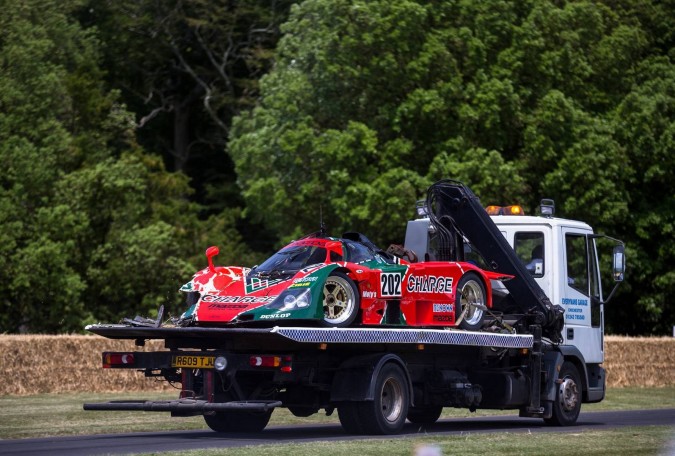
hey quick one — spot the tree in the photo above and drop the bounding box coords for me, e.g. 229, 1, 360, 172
230, 0, 675, 334
230, 0, 527, 246
83, 0, 295, 213
0, 0, 207, 332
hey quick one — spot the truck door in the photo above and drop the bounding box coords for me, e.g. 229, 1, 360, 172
561, 229, 603, 363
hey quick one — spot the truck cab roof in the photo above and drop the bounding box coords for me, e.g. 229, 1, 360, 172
490, 215, 593, 233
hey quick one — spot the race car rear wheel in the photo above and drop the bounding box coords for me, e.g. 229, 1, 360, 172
203, 409, 272, 433
456, 272, 486, 331
321, 272, 359, 327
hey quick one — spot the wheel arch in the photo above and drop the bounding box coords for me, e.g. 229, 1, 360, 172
461, 267, 494, 308
329, 353, 414, 407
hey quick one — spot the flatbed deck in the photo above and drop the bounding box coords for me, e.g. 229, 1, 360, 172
86, 324, 533, 349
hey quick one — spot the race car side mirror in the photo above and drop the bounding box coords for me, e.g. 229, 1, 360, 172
206, 246, 220, 273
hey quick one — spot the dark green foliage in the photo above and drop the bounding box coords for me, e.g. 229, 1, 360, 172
1, 0, 211, 332
231, 0, 675, 334
2, 0, 673, 335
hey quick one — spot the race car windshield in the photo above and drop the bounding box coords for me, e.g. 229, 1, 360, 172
255, 245, 327, 274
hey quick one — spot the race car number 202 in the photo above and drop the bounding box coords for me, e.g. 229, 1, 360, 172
172, 355, 215, 368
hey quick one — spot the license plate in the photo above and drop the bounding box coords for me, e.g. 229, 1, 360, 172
171, 355, 215, 368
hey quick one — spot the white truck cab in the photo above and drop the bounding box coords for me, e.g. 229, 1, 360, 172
492, 214, 604, 364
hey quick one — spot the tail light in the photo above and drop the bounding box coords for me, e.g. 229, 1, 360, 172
249, 355, 293, 373
103, 352, 135, 368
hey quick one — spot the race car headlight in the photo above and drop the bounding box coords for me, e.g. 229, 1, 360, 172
267, 289, 312, 311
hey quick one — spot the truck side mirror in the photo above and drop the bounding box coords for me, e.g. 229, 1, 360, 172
612, 244, 625, 282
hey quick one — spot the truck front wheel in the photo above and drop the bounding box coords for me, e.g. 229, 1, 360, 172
203, 409, 272, 433
545, 361, 582, 426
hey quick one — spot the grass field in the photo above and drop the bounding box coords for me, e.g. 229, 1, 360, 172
1, 387, 673, 440
1, 388, 673, 456
146, 427, 675, 456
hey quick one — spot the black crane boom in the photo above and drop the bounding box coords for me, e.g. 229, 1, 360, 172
427, 180, 564, 343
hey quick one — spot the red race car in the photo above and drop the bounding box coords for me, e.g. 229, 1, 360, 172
177, 232, 512, 331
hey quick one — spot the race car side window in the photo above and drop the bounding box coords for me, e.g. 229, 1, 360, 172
343, 240, 373, 264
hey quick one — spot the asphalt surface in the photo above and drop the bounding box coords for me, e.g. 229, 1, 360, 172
1, 409, 674, 456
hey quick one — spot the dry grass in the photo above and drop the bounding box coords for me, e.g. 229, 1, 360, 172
604, 335, 675, 387
0, 335, 172, 395
0, 334, 673, 395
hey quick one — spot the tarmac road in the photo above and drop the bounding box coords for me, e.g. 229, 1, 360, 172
1, 409, 674, 456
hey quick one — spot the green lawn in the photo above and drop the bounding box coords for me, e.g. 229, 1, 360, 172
147, 427, 674, 456
0, 387, 673, 440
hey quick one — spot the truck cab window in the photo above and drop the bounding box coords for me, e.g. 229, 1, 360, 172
565, 234, 589, 295
514, 232, 545, 277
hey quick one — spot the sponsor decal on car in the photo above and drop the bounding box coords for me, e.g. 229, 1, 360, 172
260, 313, 291, 319
294, 276, 318, 283
201, 294, 278, 304
290, 276, 319, 288
246, 278, 283, 294
406, 275, 453, 294
208, 303, 250, 310
362, 290, 377, 299
432, 303, 454, 313
380, 272, 403, 297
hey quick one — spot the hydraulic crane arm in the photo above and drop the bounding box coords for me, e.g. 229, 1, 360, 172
427, 180, 564, 343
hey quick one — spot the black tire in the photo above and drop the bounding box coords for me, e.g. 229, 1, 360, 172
355, 363, 409, 435
544, 361, 582, 426
287, 406, 318, 417
320, 272, 360, 327
203, 409, 272, 433
406, 406, 443, 425
338, 402, 363, 434
456, 272, 487, 331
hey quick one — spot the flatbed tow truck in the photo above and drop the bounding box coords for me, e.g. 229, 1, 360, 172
84, 181, 625, 435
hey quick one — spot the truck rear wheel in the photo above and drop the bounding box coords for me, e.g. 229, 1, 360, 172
406, 405, 443, 425
545, 361, 582, 426
203, 409, 272, 433
337, 402, 363, 434
352, 363, 409, 435
456, 272, 486, 331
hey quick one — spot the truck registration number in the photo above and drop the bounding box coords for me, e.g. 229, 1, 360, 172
171, 355, 215, 368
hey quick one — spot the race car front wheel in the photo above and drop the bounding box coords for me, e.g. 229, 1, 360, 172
456, 272, 486, 331
321, 272, 359, 327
